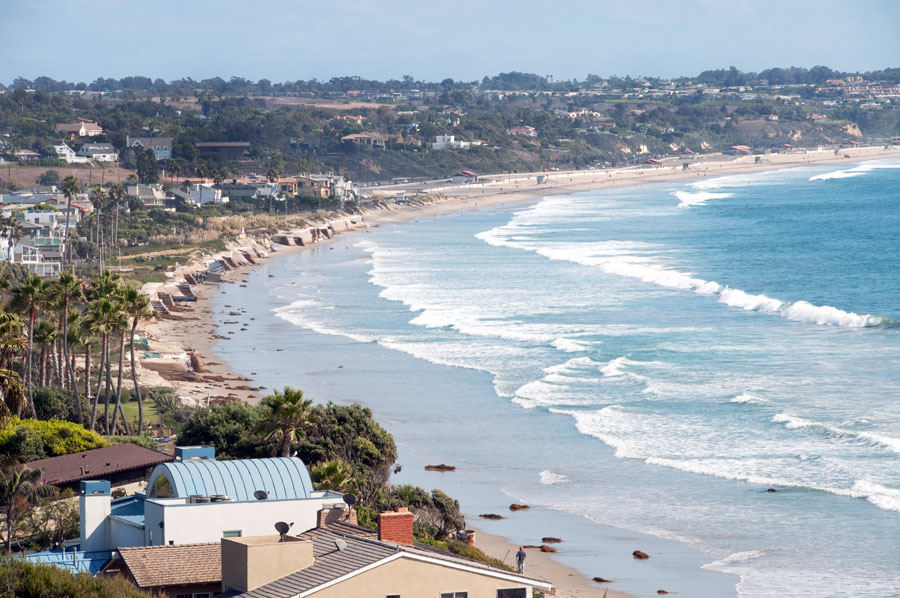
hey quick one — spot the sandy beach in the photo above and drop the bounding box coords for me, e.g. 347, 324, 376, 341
132, 144, 900, 596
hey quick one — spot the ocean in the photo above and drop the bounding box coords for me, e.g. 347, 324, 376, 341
212, 159, 900, 597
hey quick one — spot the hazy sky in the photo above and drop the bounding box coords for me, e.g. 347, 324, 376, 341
3, 0, 899, 84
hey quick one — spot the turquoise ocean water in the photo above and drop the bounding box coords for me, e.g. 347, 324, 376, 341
213, 159, 900, 597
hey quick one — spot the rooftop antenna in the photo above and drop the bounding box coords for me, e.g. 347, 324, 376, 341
275, 521, 294, 542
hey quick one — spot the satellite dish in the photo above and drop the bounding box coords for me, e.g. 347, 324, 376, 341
274, 521, 291, 535
342, 493, 357, 507
254, 490, 268, 501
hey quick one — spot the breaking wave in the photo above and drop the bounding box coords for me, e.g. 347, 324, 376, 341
476, 228, 884, 329
810, 160, 900, 181
539, 469, 570, 485
673, 190, 734, 208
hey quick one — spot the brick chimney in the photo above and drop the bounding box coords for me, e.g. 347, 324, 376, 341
377, 508, 414, 545
317, 505, 358, 528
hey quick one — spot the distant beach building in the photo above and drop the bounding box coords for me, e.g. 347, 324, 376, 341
13, 149, 40, 161
451, 170, 478, 183
126, 136, 173, 160
725, 144, 752, 155
54, 118, 103, 137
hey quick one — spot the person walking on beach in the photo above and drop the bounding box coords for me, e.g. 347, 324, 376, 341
516, 546, 526, 573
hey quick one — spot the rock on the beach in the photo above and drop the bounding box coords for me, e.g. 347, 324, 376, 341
633, 550, 650, 560
539, 545, 557, 553
478, 514, 505, 520
542, 537, 563, 543
189, 352, 205, 373
657, 590, 669, 595
424, 464, 456, 472
509, 504, 530, 511
592, 577, 613, 583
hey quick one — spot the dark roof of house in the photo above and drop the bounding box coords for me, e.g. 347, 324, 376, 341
222, 521, 549, 598
25, 443, 173, 486
118, 543, 221, 588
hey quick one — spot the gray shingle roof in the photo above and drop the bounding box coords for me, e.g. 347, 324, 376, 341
221, 522, 550, 598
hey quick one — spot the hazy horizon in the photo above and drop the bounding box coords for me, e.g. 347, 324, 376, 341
3, 0, 899, 85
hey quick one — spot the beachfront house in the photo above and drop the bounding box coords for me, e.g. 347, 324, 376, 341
431, 135, 471, 150
127, 183, 168, 207
341, 132, 388, 149
167, 183, 224, 206
52, 143, 90, 164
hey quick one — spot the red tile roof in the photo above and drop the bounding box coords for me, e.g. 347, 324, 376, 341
25, 443, 173, 486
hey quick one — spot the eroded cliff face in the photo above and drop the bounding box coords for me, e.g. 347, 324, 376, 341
842, 122, 863, 137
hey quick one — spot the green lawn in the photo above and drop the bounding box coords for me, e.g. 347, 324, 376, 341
118, 397, 161, 429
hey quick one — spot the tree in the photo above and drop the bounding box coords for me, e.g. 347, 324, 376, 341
11, 274, 45, 418
0, 461, 56, 554
50, 273, 84, 424
135, 148, 159, 184
296, 402, 397, 504
121, 286, 152, 433
89, 184, 105, 250
108, 184, 126, 253
36, 170, 59, 186
310, 458, 354, 494
32, 320, 56, 387
259, 386, 318, 457
179, 401, 269, 459
61, 175, 80, 264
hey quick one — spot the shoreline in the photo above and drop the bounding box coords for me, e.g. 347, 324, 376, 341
134, 145, 900, 596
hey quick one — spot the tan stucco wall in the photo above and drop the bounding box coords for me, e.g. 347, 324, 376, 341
309, 557, 534, 598
222, 537, 314, 591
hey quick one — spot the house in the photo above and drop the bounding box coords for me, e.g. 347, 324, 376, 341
508, 126, 537, 137
25, 443, 173, 492
13, 149, 40, 161
451, 170, 478, 183
101, 543, 221, 598
55, 118, 103, 137
725, 145, 752, 155
218, 512, 552, 598
70, 447, 348, 555
52, 143, 89, 164
126, 136, 174, 160
78, 143, 119, 162
195, 142, 251, 161
219, 182, 262, 201
340, 132, 387, 149
431, 135, 471, 150
127, 184, 168, 207
167, 184, 224, 206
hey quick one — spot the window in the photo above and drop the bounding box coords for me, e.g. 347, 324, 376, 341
440, 594, 467, 598
497, 590, 526, 598
387, 595, 401, 598
223, 530, 242, 538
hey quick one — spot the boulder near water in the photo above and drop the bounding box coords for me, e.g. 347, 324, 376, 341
633, 550, 650, 559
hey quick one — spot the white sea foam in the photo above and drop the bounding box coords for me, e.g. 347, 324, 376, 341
477, 205, 884, 329
673, 190, 734, 208
850, 480, 900, 512
810, 160, 900, 181
539, 469, 570, 485
552, 338, 593, 353
703, 549, 769, 570
730, 392, 767, 405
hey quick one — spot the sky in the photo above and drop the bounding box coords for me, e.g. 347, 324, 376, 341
3, 0, 899, 85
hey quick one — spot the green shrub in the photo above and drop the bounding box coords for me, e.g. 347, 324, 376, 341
0, 418, 107, 460
0, 557, 154, 597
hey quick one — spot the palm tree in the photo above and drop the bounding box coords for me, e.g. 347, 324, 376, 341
122, 286, 153, 433
0, 462, 56, 554
61, 175, 80, 264
259, 386, 318, 457
108, 184, 126, 259
33, 319, 57, 388
89, 184, 105, 249
86, 271, 122, 431
51, 273, 84, 424
11, 274, 44, 418
109, 306, 131, 436
310, 459, 355, 494
0, 368, 25, 418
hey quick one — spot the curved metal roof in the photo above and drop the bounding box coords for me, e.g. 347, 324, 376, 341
147, 457, 315, 502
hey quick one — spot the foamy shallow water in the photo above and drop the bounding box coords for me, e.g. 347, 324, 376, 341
214, 160, 900, 597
